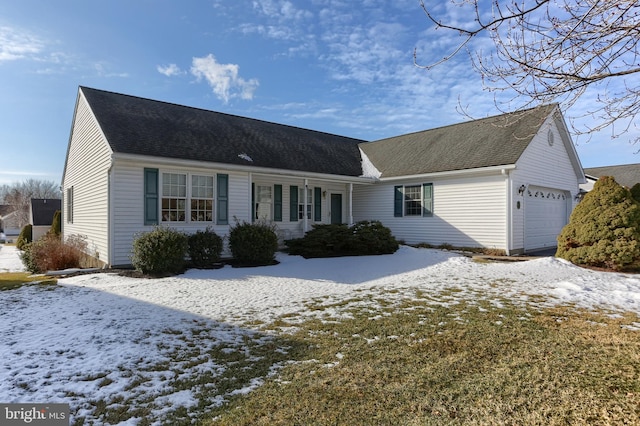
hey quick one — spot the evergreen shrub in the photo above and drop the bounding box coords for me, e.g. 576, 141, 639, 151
228, 220, 278, 266
50, 210, 62, 236
286, 220, 399, 258
556, 176, 640, 271
188, 227, 224, 268
630, 183, 640, 203
131, 226, 188, 275
16, 224, 32, 250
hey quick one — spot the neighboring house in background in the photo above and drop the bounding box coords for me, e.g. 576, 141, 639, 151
30, 198, 61, 241
62, 87, 585, 267
581, 163, 640, 192
0, 205, 21, 237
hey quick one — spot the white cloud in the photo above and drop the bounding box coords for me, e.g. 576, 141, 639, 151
157, 63, 182, 76
190, 54, 259, 103
0, 26, 44, 61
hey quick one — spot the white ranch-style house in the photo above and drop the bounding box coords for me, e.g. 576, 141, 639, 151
62, 87, 585, 267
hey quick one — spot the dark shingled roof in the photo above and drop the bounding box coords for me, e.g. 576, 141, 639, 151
31, 199, 61, 226
359, 104, 558, 178
584, 164, 640, 188
80, 87, 366, 177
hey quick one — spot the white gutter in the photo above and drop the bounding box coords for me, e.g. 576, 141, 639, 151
503, 168, 512, 256
113, 153, 376, 184
379, 164, 517, 182
107, 163, 114, 267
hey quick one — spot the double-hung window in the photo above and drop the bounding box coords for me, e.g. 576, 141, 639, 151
160, 173, 215, 222
191, 175, 214, 222
162, 173, 187, 222
394, 183, 433, 217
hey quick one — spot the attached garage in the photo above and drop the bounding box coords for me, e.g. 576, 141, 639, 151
524, 186, 570, 251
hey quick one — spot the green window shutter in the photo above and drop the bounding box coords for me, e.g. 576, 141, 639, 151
144, 168, 159, 225
394, 185, 403, 217
314, 187, 322, 221
251, 183, 256, 222
422, 183, 433, 217
216, 174, 229, 225
274, 184, 283, 222
290, 185, 298, 221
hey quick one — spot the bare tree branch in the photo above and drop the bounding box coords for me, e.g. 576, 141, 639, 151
415, 0, 640, 142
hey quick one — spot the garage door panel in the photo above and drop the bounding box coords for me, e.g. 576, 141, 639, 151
525, 187, 568, 251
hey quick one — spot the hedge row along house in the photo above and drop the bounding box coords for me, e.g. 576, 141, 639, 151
62, 87, 585, 267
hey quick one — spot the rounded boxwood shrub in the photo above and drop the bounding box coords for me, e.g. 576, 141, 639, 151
188, 227, 223, 268
16, 224, 32, 250
228, 220, 278, 266
131, 226, 188, 275
556, 176, 640, 271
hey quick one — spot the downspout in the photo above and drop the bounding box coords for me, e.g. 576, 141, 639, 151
503, 168, 512, 256
108, 163, 114, 267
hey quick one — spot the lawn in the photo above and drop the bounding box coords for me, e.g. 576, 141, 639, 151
207, 297, 640, 425
0, 245, 639, 425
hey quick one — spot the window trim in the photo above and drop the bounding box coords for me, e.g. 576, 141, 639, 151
394, 183, 433, 217
158, 171, 217, 224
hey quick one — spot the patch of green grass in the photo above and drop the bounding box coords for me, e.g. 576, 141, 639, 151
72, 326, 310, 426
205, 297, 640, 426
0, 272, 57, 290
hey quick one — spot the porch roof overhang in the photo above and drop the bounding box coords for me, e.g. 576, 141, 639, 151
112, 153, 377, 185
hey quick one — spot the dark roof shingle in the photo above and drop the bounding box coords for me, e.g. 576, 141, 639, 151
584, 164, 640, 188
359, 105, 558, 178
80, 86, 366, 177
31, 199, 61, 226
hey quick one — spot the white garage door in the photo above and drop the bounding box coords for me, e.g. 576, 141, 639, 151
524, 186, 569, 251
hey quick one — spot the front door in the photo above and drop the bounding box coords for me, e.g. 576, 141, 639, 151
330, 193, 343, 224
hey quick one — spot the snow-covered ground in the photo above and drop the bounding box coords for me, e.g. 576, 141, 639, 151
1, 244, 639, 424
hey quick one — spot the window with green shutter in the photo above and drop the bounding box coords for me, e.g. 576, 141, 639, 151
144, 168, 159, 225
274, 184, 282, 222
394, 185, 403, 217
216, 174, 228, 225
289, 185, 298, 221
422, 183, 433, 217
394, 183, 433, 217
314, 187, 322, 221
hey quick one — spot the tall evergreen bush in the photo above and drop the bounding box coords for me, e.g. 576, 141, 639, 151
16, 224, 32, 250
556, 176, 640, 270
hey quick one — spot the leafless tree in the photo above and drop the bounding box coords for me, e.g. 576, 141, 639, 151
416, 0, 640, 141
0, 179, 61, 229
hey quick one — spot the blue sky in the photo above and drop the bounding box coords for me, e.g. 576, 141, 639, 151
0, 0, 637, 186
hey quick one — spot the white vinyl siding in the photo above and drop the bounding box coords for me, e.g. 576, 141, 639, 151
110, 160, 250, 266
353, 174, 507, 249
62, 93, 112, 265
510, 117, 579, 252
